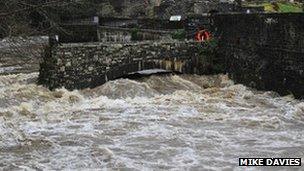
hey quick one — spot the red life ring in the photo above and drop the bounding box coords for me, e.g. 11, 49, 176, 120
195, 30, 211, 42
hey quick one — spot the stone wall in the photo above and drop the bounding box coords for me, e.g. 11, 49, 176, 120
214, 13, 304, 99
40, 13, 304, 98
38, 41, 220, 90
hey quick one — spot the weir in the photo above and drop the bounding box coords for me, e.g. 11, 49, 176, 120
39, 13, 304, 99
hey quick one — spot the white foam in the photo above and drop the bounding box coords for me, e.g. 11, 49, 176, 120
0, 73, 303, 170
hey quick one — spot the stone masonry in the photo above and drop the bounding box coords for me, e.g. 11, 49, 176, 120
39, 13, 304, 99
214, 13, 304, 99
38, 41, 218, 90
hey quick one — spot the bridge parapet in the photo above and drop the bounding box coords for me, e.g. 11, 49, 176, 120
38, 41, 219, 90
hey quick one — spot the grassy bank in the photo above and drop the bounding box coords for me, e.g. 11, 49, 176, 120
245, 2, 303, 13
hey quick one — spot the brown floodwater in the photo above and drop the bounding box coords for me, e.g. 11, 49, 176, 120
0, 72, 303, 170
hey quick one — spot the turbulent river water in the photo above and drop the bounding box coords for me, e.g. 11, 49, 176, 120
0, 72, 304, 170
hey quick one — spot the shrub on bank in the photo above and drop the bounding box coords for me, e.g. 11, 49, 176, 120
171, 29, 186, 40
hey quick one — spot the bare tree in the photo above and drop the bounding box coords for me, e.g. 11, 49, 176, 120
0, 0, 82, 73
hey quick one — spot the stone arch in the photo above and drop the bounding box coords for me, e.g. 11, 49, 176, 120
99, 57, 196, 85
39, 41, 204, 90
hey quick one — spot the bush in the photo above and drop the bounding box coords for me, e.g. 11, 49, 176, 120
203, 38, 218, 49
171, 29, 186, 40
131, 28, 142, 41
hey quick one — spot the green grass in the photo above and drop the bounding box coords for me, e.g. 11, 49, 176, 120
278, 3, 303, 12
245, 2, 303, 13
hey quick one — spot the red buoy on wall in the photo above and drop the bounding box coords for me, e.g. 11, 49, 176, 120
195, 29, 211, 42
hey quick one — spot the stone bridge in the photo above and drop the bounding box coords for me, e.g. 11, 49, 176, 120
39, 13, 304, 99
38, 41, 218, 90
